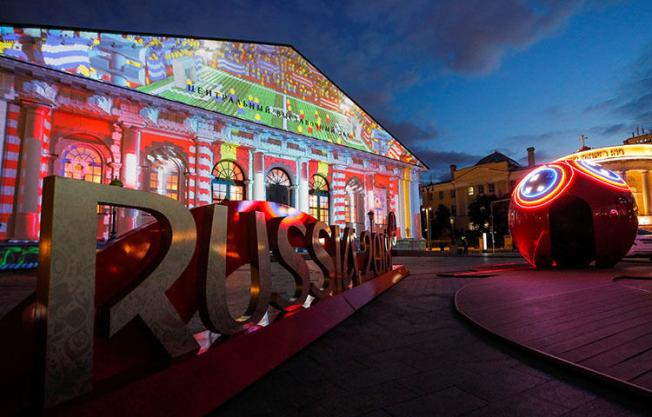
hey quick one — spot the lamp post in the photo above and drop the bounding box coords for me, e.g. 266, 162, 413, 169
421, 207, 432, 250
109, 177, 124, 240
449, 216, 455, 245
427, 207, 432, 250
367, 210, 375, 234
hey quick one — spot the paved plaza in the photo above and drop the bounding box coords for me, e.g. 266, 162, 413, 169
213, 256, 651, 417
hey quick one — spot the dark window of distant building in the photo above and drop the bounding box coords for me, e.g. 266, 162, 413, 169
488, 183, 495, 194
439, 191, 444, 200
451, 205, 457, 215
478, 185, 484, 194
510, 180, 516, 191
450, 190, 456, 198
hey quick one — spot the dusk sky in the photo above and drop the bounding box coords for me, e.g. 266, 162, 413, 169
4, 0, 652, 181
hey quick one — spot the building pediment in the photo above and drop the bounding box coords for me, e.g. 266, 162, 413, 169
0, 24, 424, 168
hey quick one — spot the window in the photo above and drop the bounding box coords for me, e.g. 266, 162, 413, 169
212, 160, 246, 202
266, 168, 292, 205
467, 186, 474, 196
149, 158, 181, 200
451, 205, 457, 216
450, 190, 456, 198
510, 180, 516, 191
439, 191, 444, 200
63, 146, 103, 183
478, 185, 484, 194
309, 175, 329, 222
488, 183, 495, 194
345, 177, 364, 225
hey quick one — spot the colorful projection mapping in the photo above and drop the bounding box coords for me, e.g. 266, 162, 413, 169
0, 25, 420, 165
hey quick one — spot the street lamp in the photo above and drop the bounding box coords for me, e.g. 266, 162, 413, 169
109, 177, 124, 240
421, 207, 432, 250
449, 216, 455, 245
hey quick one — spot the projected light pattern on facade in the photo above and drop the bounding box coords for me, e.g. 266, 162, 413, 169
0, 25, 420, 165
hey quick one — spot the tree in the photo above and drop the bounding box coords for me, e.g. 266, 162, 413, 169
433, 204, 451, 239
467, 194, 497, 232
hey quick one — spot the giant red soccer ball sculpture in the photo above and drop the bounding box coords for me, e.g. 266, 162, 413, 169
509, 159, 638, 267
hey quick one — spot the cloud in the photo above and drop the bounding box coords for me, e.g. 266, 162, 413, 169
583, 43, 652, 129
415, 150, 484, 182
1, 0, 582, 112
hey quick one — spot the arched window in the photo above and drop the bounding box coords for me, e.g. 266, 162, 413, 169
62, 145, 103, 183
345, 177, 365, 226
212, 160, 246, 202
309, 174, 329, 222
266, 168, 292, 205
149, 157, 182, 200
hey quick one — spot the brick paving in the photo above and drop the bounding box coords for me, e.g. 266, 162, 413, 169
211, 256, 651, 417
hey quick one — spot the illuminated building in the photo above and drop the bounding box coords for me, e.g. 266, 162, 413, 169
420, 148, 535, 232
557, 132, 652, 229
0, 25, 426, 242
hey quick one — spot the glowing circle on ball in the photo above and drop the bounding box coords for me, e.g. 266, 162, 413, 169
514, 164, 570, 208
572, 160, 628, 189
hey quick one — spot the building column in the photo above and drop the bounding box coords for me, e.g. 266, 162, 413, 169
298, 160, 309, 213
396, 178, 405, 238
641, 169, 650, 216
253, 151, 265, 200
13, 102, 52, 240
0, 102, 20, 239
290, 185, 299, 209
247, 150, 254, 199
119, 125, 142, 232
0, 99, 8, 182
410, 174, 421, 238
400, 168, 411, 238
194, 137, 213, 206
331, 165, 346, 227
108, 123, 123, 181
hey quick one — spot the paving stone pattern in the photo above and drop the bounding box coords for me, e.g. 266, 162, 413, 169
211, 256, 651, 417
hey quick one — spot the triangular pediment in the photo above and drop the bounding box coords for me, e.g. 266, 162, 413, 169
0, 24, 423, 167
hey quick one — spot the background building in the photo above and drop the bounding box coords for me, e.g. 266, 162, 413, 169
420, 148, 535, 246
0, 25, 426, 243
557, 132, 652, 229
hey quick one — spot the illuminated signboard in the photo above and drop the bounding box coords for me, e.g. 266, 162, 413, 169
0, 25, 420, 165
557, 144, 652, 162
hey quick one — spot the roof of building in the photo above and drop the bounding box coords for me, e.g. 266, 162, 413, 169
0, 23, 427, 168
475, 151, 521, 168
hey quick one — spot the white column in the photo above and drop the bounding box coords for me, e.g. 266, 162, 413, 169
298, 160, 309, 213
247, 150, 254, 199
396, 178, 405, 238
119, 125, 142, 232
410, 174, 421, 238
0, 100, 7, 178
253, 151, 265, 200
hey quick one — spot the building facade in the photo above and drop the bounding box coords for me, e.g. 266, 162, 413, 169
0, 25, 425, 242
557, 133, 652, 229
421, 148, 535, 233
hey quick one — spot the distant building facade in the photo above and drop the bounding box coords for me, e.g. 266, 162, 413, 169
558, 132, 652, 229
421, 148, 536, 233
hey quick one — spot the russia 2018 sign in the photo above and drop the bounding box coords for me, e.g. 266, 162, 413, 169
0, 176, 407, 417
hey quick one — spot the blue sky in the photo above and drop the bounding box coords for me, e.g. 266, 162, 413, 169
4, 0, 652, 181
